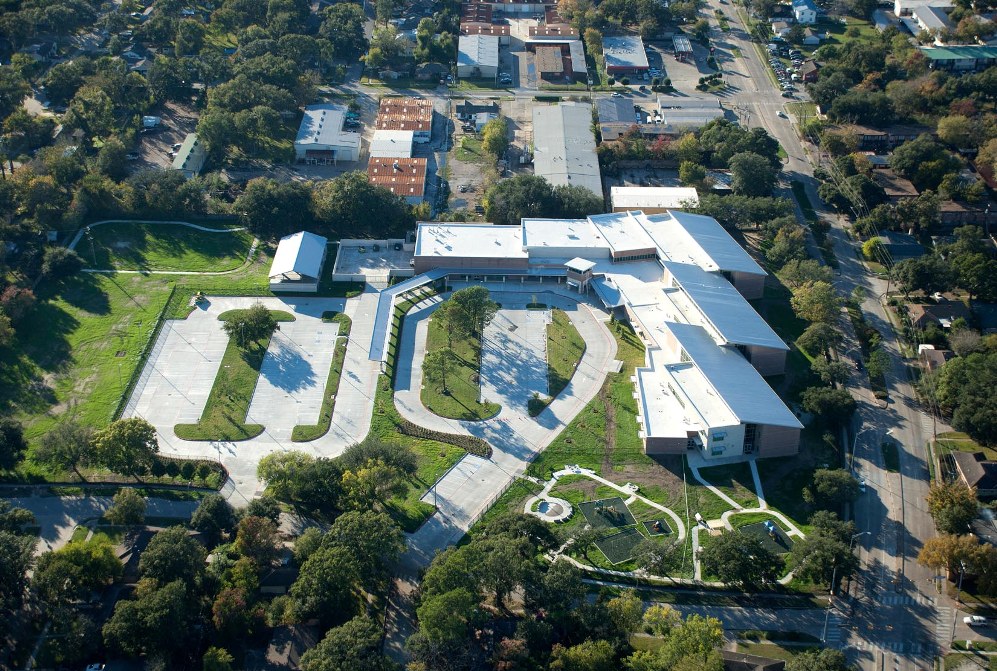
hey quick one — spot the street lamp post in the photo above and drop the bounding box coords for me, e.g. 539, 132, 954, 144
851, 425, 875, 474
957, 560, 967, 604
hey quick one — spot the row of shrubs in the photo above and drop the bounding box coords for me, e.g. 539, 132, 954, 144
397, 418, 492, 458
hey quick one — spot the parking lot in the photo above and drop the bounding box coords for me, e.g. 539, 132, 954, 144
764, 41, 807, 96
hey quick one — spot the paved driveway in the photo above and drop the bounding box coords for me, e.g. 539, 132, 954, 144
480, 307, 550, 411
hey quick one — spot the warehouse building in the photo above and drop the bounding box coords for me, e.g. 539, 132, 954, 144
367, 157, 428, 204
269, 231, 328, 293
376, 98, 434, 143
369, 129, 415, 158
391, 209, 798, 460
602, 35, 649, 75
294, 104, 361, 164
457, 34, 500, 80
611, 186, 700, 213
533, 102, 602, 197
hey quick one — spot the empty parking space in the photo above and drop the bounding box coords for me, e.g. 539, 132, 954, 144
480, 307, 550, 411
246, 318, 341, 440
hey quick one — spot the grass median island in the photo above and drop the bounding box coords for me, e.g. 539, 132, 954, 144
173, 332, 270, 441
84, 222, 255, 272
291, 313, 352, 442
421, 311, 500, 421
530, 308, 586, 416
218, 308, 296, 322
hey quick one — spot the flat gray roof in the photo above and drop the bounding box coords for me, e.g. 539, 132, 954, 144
663, 261, 787, 350
458, 34, 499, 69
532, 103, 602, 197
602, 35, 649, 69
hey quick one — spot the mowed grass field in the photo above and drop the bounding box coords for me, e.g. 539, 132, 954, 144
1, 227, 276, 461
84, 222, 255, 272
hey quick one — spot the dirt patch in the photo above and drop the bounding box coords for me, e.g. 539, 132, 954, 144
607, 457, 687, 510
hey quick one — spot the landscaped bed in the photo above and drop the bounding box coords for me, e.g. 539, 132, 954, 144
642, 519, 673, 536
529, 308, 586, 417
420, 302, 500, 421
83, 222, 255, 272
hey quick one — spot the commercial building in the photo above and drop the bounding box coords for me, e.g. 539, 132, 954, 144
367, 157, 428, 204
369, 129, 415, 158
268, 231, 328, 293
457, 34, 500, 80
894, 0, 951, 16
602, 35, 649, 75
171, 133, 207, 179
376, 98, 434, 143
611, 186, 700, 213
395, 209, 798, 460
656, 97, 727, 133
293, 104, 361, 164
920, 45, 997, 71
913, 5, 952, 33
533, 102, 602, 197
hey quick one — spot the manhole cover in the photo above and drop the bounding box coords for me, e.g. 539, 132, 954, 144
115, 350, 126, 357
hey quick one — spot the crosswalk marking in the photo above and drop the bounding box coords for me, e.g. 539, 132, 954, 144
825, 613, 843, 647
877, 595, 935, 606
850, 641, 927, 654
936, 606, 954, 644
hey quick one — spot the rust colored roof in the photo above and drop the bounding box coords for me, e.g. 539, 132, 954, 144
529, 23, 578, 37
376, 98, 434, 133
367, 157, 428, 199
461, 22, 510, 35
461, 2, 492, 21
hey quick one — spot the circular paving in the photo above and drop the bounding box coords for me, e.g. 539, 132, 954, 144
526, 496, 573, 523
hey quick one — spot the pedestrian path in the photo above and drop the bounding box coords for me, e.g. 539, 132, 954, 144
850, 640, 929, 655
824, 612, 843, 647
936, 606, 954, 644
878, 594, 935, 607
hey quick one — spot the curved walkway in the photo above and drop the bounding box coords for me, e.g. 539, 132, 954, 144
395, 289, 620, 569
526, 466, 687, 543
68, 219, 258, 276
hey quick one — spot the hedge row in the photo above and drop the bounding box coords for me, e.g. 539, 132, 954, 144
397, 418, 492, 458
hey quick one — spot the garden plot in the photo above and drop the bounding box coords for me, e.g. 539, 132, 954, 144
479, 308, 550, 411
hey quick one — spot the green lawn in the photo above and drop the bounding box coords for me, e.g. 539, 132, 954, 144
881, 440, 900, 472
728, 511, 784, 528
420, 308, 500, 421
530, 308, 586, 416
735, 641, 822, 661
292, 313, 351, 442
173, 333, 269, 441
83, 222, 255, 272
371, 375, 466, 532
818, 16, 880, 47
455, 136, 488, 163
697, 462, 759, 509
935, 431, 996, 459
6, 273, 176, 449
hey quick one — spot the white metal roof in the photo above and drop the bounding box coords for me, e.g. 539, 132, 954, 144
522, 218, 604, 251
602, 35, 649, 69
458, 34, 500, 69
565, 257, 597, 272
588, 212, 656, 254
414, 222, 528, 259
269, 231, 328, 281
295, 104, 361, 152
643, 210, 766, 275
532, 103, 602, 197
664, 323, 802, 428
369, 129, 415, 158
663, 261, 787, 350
611, 187, 700, 211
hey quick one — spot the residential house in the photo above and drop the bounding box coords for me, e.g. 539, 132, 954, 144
792, 0, 818, 24
939, 200, 997, 232
772, 21, 792, 38
907, 299, 971, 328
799, 59, 819, 81
872, 169, 920, 202
920, 45, 997, 71
802, 28, 822, 45
837, 124, 933, 151
414, 62, 448, 81
918, 344, 954, 371
952, 452, 997, 498
878, 230, 925, 260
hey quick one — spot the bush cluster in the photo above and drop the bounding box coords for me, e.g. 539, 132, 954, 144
397, 418, 492, 457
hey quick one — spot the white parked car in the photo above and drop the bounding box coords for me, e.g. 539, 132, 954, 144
965, 616, 987, 626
